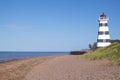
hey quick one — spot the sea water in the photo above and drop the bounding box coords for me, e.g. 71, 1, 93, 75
0, 52, 69, 61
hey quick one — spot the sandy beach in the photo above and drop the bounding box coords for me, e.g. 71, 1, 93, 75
0, 55, 120, 80
0, 56, 55, 80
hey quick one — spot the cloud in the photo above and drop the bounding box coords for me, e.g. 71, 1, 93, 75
0, 24, 32, 29
7, 24, 17, 29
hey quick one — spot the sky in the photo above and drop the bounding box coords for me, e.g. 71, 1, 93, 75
0, 0, 120, 51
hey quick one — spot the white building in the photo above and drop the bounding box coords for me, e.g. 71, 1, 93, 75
97, 13, 111, 47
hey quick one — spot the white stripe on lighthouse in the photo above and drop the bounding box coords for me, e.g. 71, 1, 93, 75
99, 27, 109, 31
97, 43, 111, 47
99, 21, 108, 23
98, 35, 110, 39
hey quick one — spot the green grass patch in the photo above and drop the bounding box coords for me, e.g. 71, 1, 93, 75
82, 42, 120, 65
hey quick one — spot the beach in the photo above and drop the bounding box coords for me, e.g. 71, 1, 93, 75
0, 56, 55, 80
0, 55, 120, 80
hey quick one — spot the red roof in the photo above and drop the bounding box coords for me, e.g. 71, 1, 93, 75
100, 13, 106, 17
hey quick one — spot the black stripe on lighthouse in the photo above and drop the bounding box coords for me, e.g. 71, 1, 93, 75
97, 39, 110, 42
98, 31, 109, 35
99, 23, 108, 27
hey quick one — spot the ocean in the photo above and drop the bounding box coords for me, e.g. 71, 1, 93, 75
0, 52, 69, 61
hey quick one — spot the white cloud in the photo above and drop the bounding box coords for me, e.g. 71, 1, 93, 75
7, 24, 17, 29
0, 24, 32, 29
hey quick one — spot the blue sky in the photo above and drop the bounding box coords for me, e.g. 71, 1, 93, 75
0, 0, 120, 51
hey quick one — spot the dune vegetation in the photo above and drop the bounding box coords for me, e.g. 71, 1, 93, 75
82, 42, 120, 65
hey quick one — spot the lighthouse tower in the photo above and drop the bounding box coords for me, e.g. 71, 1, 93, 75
97, 13, 111, 47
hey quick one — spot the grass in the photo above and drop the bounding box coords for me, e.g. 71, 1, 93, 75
82, 42, 120, 65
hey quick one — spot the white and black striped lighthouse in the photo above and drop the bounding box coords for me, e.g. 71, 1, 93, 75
97, 13, 111, 47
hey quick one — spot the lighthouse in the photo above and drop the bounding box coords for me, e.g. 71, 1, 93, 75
97, 13, 111, 47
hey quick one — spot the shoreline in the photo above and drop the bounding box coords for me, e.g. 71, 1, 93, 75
0, 52, 69, 63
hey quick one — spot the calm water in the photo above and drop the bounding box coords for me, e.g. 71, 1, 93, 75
0, 52, 69, 61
